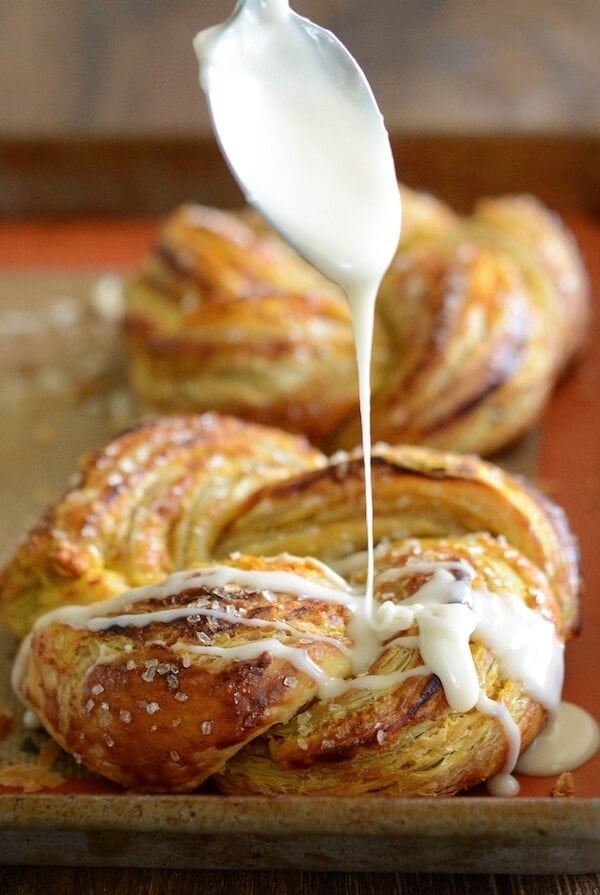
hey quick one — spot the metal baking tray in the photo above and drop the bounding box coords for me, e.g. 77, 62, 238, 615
0, 266, 598, 872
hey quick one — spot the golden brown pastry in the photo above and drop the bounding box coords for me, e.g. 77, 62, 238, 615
122, 205, 382, 447
216, 441, 580, 638
122, 187, 589, 455
0, 413, 325, 639
215, 534, 561, 797
339, 191, 589, 453
13, 554, 353, 793
2, 415, 580, 795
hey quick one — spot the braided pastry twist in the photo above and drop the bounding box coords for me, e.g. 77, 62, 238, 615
122, 187, 589, 455
1, 415, 580, 795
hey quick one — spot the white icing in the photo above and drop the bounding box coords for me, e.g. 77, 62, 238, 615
194, 0, 400, 293
515, 701, 600, 776
13, 551, 572, 791
472, 588, 564, 714
486, 770, 521, 798
416, 602, 478, 713
478, 691, 523, 795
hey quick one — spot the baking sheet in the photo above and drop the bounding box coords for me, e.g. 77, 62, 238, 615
0, 266, 598, 872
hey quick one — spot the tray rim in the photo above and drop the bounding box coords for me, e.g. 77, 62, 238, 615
0, 791, 598, 833
0, 793, 598, 872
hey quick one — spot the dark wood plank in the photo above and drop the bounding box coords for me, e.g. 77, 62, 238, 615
1, 1, 598, 138
0, 135, 598, 218
1, 868, 600, 895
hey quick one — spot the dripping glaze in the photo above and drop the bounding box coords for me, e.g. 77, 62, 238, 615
194, 0, 402, 608
13, 549, 569, 791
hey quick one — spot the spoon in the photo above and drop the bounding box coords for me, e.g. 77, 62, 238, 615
193, 0, 401, 291
194, 0, 401, 611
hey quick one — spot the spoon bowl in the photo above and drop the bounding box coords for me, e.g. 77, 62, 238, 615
193, 0, 401, 289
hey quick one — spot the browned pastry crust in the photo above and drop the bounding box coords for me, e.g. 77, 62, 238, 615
225, 445, 580, 637
122, 205, 386, 447
16, 554, 353, 793
216, 535, 557, 797
338, 191, 590, 454
15, 536, 560, 796
122, 187, 589, 455
217, 443, 580, 639
1, 415, 580, 795
0, 414, 325, 639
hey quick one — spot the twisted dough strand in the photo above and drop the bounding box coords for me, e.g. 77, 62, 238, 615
337, 190, 589, 453
122, 187, 589, 455
216, 443, 579, 638
0, 414, 325, 639
216, 534, 557, 797
123, 205, 367, 447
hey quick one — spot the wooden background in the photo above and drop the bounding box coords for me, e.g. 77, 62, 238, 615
1, 0, 599, 217
2, 0, 599, 137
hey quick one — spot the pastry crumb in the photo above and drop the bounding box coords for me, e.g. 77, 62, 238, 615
551, 771, 575, 798
0, 764, 65, 793
37, 736, 62, 770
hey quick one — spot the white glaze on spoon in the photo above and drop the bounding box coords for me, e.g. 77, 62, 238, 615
194, 0, 401, 609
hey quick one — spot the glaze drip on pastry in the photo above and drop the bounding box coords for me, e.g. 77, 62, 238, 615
195, 0, 401, 610
0, 414, 590, 794
11, 524, 569, 795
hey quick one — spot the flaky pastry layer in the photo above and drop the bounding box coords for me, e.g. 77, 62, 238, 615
122, 188, 589, 455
